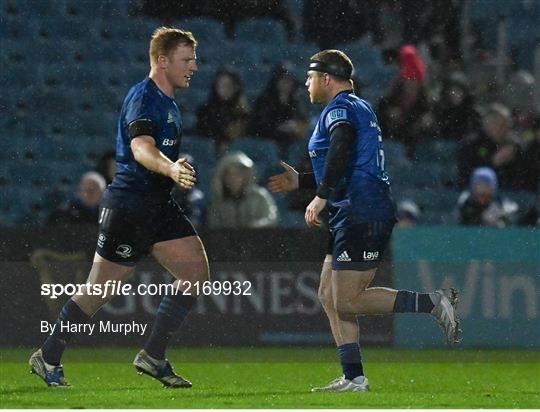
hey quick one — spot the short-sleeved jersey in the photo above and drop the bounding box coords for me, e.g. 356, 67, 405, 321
107, 78, 182, 206
308, 91, 396, 228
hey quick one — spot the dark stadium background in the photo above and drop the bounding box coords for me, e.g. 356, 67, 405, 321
0, 0, 538, 351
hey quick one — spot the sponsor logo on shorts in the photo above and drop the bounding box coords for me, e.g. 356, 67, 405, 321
97, 233, 106, 248
115, 244, 133, 258
337, 250, 351, 262
363, 251, 379, 261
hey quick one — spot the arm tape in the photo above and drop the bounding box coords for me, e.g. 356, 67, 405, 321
128, 118, 158, 140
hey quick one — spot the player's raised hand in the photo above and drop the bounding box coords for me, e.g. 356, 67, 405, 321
169, 157, 196, 189
268, 161, 299, 193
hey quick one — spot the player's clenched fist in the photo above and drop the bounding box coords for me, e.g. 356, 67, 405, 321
268, 160, 299, 193
169, 157, 196, 189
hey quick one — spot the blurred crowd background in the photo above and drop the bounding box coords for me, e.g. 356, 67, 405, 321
1, 0, 539, 230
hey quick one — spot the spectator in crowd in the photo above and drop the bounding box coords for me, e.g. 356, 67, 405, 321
433, 72, 480, 141
457, 167, 518, 227
249, 63, 309, 155
519, 115, 540, 192
170, 154, 207, 230
518, 193, 539, 227
396, 200, 421, 228
196, 67, 250, 155
95, 150, 116, 184
457, 103, 526, 190
47, 172, 106, 225
208, 151, 278, 229
502, 70, 536, 119
378, 44, 433, 157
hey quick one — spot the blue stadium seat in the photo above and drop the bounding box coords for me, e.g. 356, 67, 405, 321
34, 39, 67, 63
176, 17, 226, 42
368, 66, 398, 98
286, 140, 308, 168
0, 185, 33, 226
242, 67, 272, 99
1, 16, 38, 39
91, 88, 124, 113
40, 62, 93, 89
1, 39, 27, 65
267, 44, 319, 73
501, 191, 536, 211
1, 0, 22, 17
416, 189, 460, 213
414, 140, 459, 164
343, 46, 384, 80
187, 68, 216, 91
384, 140, 410, 167
235, 18, 287, 44
404, 163, 440, 189
272, 192, 288, 225
4, 0, 64, 18
282, 42, 319, 68
180, 135, 217, 194
76, 111, 117, 138
81, 44, 131, 64
195, 42, 233, 67
228, 137, 281, 183
241, 63, 272, 83
393, 188, 459, 226
32, 90, 72, 114
224, 41, 263, 67
386, 163, 413, 190
175, 88, 208, 113
29, 138, 81, 162
3, 65, 40, 89
36, 16, 96, 41
65, 0, 130, 19
285, 0, 304, 16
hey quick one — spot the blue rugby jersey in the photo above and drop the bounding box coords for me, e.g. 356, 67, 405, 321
108, 78, 182, 203
308, 91, 396, 228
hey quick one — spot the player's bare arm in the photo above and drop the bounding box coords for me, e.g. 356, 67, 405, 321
131, 135, 196, 189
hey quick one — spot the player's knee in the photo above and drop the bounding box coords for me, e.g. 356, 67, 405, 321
198, 260, 210, 281
182, 258, 210, 283
333, 297, 349, 314
333, 292, 358, 314
318, 287, 333, 311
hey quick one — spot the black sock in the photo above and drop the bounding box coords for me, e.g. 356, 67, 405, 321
338, 343, 364, 380
41, 299, 91, 365
418, 293, 437, 312
143, 293, 197, 360
393, 290, 437, 313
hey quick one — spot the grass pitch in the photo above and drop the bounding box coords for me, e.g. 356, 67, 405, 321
1, 347, 538, 408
